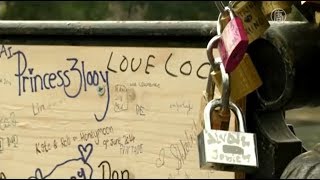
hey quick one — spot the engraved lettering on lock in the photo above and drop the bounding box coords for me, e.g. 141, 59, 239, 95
212, 149, 218, 160
242, 154, 251, 163
234, 1, 269, 40
226, 133, 240, 145
241, 136, 250, 147
207, 132, 227, 144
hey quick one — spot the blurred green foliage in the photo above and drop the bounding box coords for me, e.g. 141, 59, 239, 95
0, 1, 220, 20
0, 1, 304, 21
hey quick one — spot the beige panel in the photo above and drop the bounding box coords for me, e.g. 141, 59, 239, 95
0, 45, 234, 179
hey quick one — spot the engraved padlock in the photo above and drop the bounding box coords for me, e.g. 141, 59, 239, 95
228, 1, 270, 44
211, 53, 262, 102
197, 98, 259, 172
315, 10, 320, 26
261, 1, 293, 17
217, 6, 249, 73
206, 32, 262, 102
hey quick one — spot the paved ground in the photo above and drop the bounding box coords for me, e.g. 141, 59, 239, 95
286, 107, 320, 150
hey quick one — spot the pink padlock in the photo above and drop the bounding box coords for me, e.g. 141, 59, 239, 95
217, 6, 249, 73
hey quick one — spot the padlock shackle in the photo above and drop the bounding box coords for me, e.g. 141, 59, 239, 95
219, 62, 231, 111
224, 6, 235, 19
206, 35, 230, 111
206, 34, 222, 68
215, 1, 226, 13
206, 66, 214, 101
217, 13, 223, 35
217, 6, 236, 35
228, 1, 236, 8
204, 99, 246, 132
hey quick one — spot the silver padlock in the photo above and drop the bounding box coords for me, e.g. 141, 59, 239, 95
197, 98, 259, 172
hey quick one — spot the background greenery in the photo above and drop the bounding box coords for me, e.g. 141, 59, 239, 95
0, 1, 305, 21
0, 1, 220, 20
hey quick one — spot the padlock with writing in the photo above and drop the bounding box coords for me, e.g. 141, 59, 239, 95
315, 10, 320, 26
197, 98, 258, 172
260, 1, 294, 18
211, 53, 262, 102
206, 33, 262, 102
217, 6, 249, 73
228, 1, 270, 44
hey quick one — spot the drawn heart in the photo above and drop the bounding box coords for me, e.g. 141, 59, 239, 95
78, 143, 93, 163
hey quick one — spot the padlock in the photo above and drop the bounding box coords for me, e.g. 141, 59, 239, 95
315, 10, 320, 26
211, 53, 262, 102
197, 98, 258, 172
228, 1, 270, 44
217, 6, 249, 73
261, 1, 293, 17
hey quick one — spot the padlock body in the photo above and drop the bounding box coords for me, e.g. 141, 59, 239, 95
198, 129, 258, 172
261, 1, 293, 16
219, 17, 248, 73
211, 53, 262, 102
232, 1, 270, 43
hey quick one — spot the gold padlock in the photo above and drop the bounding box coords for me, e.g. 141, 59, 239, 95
211, 53, 262, 102
315, 11, 320, 26
261, 1, 294, 17
219, 1, 270, 44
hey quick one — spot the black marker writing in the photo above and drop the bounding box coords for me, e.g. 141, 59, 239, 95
106, 50, 209, 79
98, 161, 129, 179
0, 172, 6, 179
13, 50, 110, 122
136, 105, 145, 116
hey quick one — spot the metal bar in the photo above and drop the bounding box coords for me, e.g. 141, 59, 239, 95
0, 21, 302, 37
0, 21, 214, 36
247, 21, 320, 111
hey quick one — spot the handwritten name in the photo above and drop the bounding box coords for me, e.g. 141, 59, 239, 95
35, 126, 114, 154
114, 85, 128, 113
129, 81, 160, 88
98, 160, 129, 179
169, 101, 193, 115
32, 99, 65, 116
0, 135, 19, 153
208, 131, 252, 164
0, 44, 14, 60
0, 112, 16, 131
13, 49, 110, 122
155, 120, 198, 170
